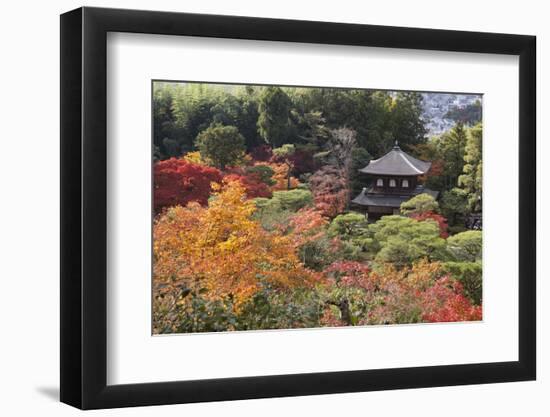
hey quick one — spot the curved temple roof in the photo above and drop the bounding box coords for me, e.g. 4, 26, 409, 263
359, 143, 431, 176
352, 186, 439, 208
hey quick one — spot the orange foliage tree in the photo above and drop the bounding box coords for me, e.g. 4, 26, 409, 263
255, 161, 299, 191
153, 180, 319, 311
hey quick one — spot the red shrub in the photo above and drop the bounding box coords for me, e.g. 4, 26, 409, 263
223, 172, 272, 199
420, 277, 482, 322
325, 261, 372, 290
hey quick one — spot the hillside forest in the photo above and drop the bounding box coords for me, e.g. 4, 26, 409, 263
152, 82, 483, 334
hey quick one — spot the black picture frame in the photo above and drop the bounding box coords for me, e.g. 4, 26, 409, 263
60, 6, 536, 410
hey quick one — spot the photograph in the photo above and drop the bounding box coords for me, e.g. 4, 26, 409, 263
152, 81, 483, 334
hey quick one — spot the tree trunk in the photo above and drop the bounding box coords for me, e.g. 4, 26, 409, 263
286, 162, 291, 190
339, 299, 352, 326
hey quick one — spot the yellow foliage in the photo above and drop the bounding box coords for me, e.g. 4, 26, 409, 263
255, 161, 299, 190
183, 151, 205, 165
369, 259, 443, 291
153, 180, 317, 308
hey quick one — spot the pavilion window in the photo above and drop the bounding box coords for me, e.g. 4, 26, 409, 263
402, 179, 409, 188
389, 179, 396, 187
376, 178, 384, 187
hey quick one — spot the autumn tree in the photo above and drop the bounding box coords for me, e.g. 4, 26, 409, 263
288, 148, 317, 177
222, 172, 272, 199
153, 180, 319, 321
365, 261, 481, 324
196, 123, 246, 170
253, 161, 299, 191
420, 277, 482, 322
322, 261, 372, 325
328, 127, 357, 174
309, 165, 349, 217
153, 158, 222, 213
272, 144, 296, 190
288, 208, 337, 271
249, 144, 273, 161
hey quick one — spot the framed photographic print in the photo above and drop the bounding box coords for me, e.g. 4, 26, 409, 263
60, 6, 536, 410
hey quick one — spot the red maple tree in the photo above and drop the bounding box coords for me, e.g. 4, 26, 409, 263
223, 172, 272, 199
153, 158, 222, 214
420, 277, 482, 322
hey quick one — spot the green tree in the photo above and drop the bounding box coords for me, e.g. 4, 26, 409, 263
438, 123, 468, 189
446, 230, 482, 262
442, 261, 482, 305
349, 146, 372, 197
271, 189, 313, 211
195, 123, 245, 170
441, 188, 470, 228
291, 109, 330, 150
153, 83, 185, 158
328, 212, 369, 239
459, 123, 483, 212
254, 189, 313, 215
390, 92, 427, 151
245, 165, 276, 186
328, 212, 371, 257
400, 193, 439, 216
171, 83, 226, 154
165, 83, 262, 156
234, 86, 263, 149
369, 215, 448, 266
257, 86, 293, 147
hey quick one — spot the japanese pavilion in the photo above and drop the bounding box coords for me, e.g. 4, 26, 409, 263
351, 142, 439, 219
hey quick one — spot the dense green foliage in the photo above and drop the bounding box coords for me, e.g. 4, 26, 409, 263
446, 230, 482, 262
400, 193, 440, 215
195, 123, 245, 169
264, 189, 313, 211
440, 188, 470, 231
153, 83, 427, 161
459, 124, 483, 212
257, 87, 293, 147
368, 216, 448, 266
